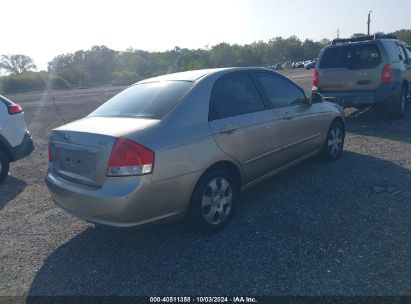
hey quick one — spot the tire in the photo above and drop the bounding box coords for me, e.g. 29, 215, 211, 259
393, 86, 407, 119
188, 168, 239, 233
322, 120, 345, 161
0, 151, 10, 184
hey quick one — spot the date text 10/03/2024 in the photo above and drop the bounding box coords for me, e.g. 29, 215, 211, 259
149, 297, 258, 303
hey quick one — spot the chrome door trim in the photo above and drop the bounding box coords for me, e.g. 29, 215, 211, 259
245, 147, 282, 164
282, 133, 322, 150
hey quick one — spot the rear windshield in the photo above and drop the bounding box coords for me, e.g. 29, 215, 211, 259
90, 81, 193, 119
0, 95, 13, 106
319, 43, 381, 70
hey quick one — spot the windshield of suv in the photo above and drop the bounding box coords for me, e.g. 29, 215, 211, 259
89, 81, 193, 119
319, 43, 382, 70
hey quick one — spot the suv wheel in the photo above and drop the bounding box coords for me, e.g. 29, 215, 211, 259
0, 151, 10, 184
188, 169, 238, 233
394, 86, 407, 119
323, 120, 345, 161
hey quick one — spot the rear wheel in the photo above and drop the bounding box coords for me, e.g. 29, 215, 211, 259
0, 151, 10, 184
394, 86, 407, 119
322, 120, 344, 161
188, 169, 238, 233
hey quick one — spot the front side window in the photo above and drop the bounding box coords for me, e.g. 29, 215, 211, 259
90, 81, 193, 119
254, 73, 306, 108
320, 43, 382, 70
210, 73, 264, 120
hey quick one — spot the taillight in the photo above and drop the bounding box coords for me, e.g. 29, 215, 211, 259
107, 138, 154, 176
382, 64, 393, 84
8, 104, 23, 114
313, 68, 319, 87
48, 143, 52, 162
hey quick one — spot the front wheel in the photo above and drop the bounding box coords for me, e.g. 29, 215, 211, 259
322, 120, 345, 161
0, 151, 10, 184
188, 169, 238, 233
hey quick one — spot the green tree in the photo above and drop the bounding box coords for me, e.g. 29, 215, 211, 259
395, 29, 411, 44
0, 54, 37, 75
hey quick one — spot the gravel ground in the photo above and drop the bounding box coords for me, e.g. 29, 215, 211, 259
0, 69, 410, 296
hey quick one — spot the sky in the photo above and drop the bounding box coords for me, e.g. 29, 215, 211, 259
2, 0, 411, 71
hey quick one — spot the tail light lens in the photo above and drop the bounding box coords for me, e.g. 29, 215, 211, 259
8, 104, 23, 114
48, 143, 52, 162
313, 68, 319, 87
382, 64, 393, 84
107, 138, 154, 176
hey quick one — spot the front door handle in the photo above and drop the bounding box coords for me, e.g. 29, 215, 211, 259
220, 124, 237, 134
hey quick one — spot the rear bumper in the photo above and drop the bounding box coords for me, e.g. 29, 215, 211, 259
10, 132, 34, 162
45, 169, 199, 227
316, 84, 401, 108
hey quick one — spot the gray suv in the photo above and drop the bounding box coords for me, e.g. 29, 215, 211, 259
313, 34, 411, 118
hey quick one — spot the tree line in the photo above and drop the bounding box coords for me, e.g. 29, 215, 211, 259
1, 29, 410, 94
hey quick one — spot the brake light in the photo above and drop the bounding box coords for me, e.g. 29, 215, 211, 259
107, 138, 154, 176
313, 68, 319, 87
48, 143, 52, 162
8, 104, 23, 114
382, 64, 393, 84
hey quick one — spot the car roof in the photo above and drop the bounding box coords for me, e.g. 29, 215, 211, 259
137, 67, 273, 83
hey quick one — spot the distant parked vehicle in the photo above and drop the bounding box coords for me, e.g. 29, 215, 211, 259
295, 62, 304, 68
274, 63, 282, 70
305, 61, 316, 70
282, 61, 293, 69
0, 95, 34, 183
314, 34, 411, 118
46, 67, 345, 233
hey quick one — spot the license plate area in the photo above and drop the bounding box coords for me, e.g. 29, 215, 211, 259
53, 142, 99, 184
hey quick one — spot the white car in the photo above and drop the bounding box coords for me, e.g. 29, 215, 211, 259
0, 95, 34, 183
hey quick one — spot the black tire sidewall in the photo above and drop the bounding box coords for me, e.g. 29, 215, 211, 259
323, 121, 344, 161
189, 169, 238, 233
0, 151, 10, 183
398, 87, 407, 118
392, 85, 407, 119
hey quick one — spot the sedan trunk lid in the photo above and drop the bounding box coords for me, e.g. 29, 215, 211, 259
50, 117, 159, 186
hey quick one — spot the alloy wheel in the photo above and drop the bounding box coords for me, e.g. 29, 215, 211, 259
201, 177, 233, 225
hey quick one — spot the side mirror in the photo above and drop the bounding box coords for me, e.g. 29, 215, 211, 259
311, 92, 324, 103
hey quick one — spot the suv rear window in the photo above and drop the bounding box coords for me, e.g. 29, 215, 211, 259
90, 81, 193, 119
320, 43, 381, 70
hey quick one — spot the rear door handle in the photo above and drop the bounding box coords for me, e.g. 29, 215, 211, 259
220, 124, 237, 134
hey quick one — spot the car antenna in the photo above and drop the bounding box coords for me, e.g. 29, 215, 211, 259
47, 89, 67, 124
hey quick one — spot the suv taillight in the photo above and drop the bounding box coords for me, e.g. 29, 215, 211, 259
8, 104, 23, 114
107, 138, 154, 176
313, 68, 319, 87
382, 64, 393, 84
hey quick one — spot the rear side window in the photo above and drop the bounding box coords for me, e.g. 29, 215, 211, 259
383, 42, 401, 63
210, 73, 264, 120
320, 43, 381, 70
90, 81, 193, 119
254, 72, 306, 108
406, 46, 411, 59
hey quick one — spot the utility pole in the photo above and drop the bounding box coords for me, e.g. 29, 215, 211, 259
367, 11, 372, 35
337, 28, 340, 39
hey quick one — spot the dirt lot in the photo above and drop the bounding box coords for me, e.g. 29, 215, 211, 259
1, 69, 411, 296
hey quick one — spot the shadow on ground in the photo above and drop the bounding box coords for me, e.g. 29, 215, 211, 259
28, 151, 411, 296
345, 100, 411, 144
0, 176, 27, 209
